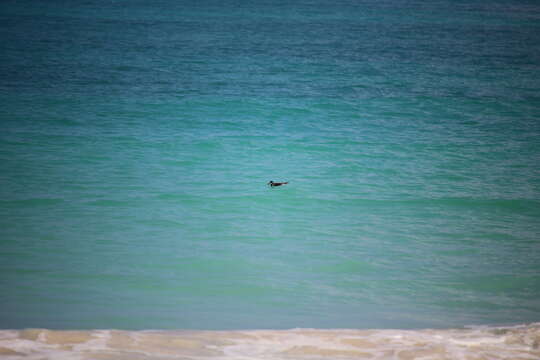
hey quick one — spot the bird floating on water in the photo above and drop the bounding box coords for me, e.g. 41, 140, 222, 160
268, 181, 288, 187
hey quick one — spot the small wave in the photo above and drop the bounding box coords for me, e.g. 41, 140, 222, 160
87, 199, 132, 207
1, 324, 538, 359
0, 198, 64, 207
347, 197, 540, 212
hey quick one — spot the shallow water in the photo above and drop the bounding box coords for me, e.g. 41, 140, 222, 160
1, 0, 540, 331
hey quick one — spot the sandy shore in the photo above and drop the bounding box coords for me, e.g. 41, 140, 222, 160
0, 323, 539, 359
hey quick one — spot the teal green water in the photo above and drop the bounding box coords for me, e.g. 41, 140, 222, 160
1, 0, 540, 330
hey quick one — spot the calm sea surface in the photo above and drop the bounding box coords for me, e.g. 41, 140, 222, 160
1, 0, 540, 332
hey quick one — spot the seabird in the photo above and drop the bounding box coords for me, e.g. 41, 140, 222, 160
268, 181, 288, 187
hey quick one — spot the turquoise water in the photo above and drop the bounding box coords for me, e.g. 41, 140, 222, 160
1, 0, 539, 331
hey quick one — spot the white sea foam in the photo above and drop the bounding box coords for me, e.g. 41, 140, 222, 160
0, 323, 538, 360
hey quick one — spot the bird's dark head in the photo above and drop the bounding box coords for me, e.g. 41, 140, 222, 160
268, 181, 273, 185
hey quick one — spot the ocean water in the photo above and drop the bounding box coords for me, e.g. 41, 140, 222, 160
1, 0, 540, 348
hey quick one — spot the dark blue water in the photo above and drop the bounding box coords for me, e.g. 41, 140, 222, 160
1, 0, 540, 330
